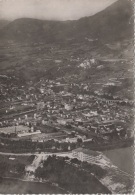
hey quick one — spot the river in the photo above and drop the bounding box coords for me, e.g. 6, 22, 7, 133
102, 146, 134, 176
0, 178, 67, 194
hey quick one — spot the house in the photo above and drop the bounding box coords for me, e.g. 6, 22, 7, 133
64, 104, 72, 111
57, 118, 67, 125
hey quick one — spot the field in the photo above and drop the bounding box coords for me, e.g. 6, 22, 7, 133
0, 154, 34, 166
0, 154, 35, 178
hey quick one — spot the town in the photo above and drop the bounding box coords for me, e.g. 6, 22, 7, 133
0, 56, 133, 153
0, 0, 134, 193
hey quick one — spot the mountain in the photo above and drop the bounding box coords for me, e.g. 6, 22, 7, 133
0, 20, 10, 29
0, 0, 133, 43
75, 0, 133, 43
0, 18, 74, 43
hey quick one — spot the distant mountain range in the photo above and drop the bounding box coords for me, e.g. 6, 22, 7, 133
0, 0, 133, 43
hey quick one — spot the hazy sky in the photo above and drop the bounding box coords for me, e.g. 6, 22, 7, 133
0, 0, 117, 21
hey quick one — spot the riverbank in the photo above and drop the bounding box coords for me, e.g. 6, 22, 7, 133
0, 137, 133, 155
84, 137, 134, 151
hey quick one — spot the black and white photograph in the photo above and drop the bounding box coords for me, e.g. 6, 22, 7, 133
0, 0, 134, 193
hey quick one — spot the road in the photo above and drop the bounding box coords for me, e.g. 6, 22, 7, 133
0, 151, 73, 157
97, 58, 132, 62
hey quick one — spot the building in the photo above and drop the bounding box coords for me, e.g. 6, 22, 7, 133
57, 118, 67, 125
72, 148, 102, 163
17, 130, 41, 137
37, 102, 45, 110
64, 104, 72, 111
64, 137, 78, 143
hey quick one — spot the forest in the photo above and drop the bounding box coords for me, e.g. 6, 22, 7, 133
35, 155, 109, 194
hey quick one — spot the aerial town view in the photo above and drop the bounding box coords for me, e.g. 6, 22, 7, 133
0, 0, 134, 194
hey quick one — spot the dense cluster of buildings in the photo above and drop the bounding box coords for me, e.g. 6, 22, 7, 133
0, 73, 133, 145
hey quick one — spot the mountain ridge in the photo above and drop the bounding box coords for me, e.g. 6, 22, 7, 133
0, 0, 133, 43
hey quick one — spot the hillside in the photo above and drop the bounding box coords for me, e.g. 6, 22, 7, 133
75, 0, 133, 43
0, 0, 133, 101
0, 20, 10, 29
0, 0, 133, 43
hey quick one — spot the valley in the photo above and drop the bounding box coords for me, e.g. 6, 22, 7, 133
0, 0, 134, 193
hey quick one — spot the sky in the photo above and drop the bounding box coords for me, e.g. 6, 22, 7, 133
0, 0, 117, 21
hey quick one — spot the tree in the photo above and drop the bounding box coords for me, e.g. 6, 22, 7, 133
35, 167, 44, 179
77, 138, 83, 146
61, 142, 68, 151
103, 85, 120, 96
0, 162, 8, 175
27, 155, 36, 164
0, 177, 3, 183
71, 158, 81, 165
15, 163, 25, 174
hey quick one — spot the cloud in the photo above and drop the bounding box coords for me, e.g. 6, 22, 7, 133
0, 0, 117, 21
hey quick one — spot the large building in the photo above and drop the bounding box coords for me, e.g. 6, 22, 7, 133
72, 148, 102, 163
17, 130, 41, 137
